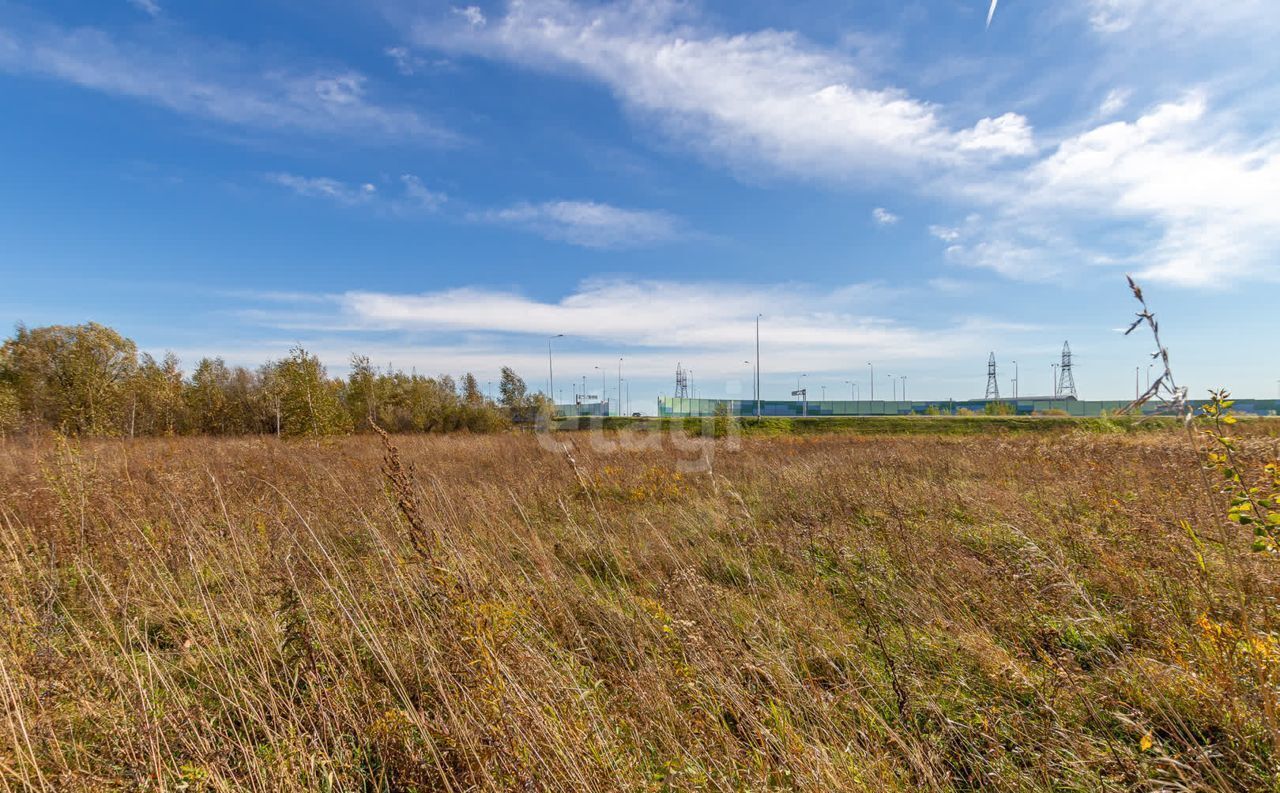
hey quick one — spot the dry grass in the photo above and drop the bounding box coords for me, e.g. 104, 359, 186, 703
1, 427, 1277, 791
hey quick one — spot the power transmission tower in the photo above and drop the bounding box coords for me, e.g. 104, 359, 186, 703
985, 352, 1000, 400
1057, 342, 1078, 399
675, 363, 689, 398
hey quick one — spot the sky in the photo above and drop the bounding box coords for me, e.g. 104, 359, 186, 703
2, 0, 1278, 408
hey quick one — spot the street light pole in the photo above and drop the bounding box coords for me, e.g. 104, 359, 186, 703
901, 376, 907, 402
548, 334, 564, 407
868, 362, 874, 401
1012, 360, 1018, 400
889, 374, 896, 402
755, 314, 762, 419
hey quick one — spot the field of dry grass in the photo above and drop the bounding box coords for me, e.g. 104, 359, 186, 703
2, 425, 1278, 791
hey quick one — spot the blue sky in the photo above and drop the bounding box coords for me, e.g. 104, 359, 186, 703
2, 0, 1278, 406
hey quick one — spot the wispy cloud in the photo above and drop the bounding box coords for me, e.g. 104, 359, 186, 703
413, 0, 1034, 182
469, 201, 682, 249
396, 175, 449, 213
1084, 0, 1273, 37
127, 0, 161, 17
263, 175, 674, 248
266, 173, 378, 205
384, 46, 424, 76
231, 279, 1028, 381
451, 5, 487, 28
871, 207, 899, 226
266, 171, 449, 212
0, 15, 455, 144
1098, 87, 1130, 116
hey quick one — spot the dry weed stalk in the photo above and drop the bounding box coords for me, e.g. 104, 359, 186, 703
373, 422, 436, 562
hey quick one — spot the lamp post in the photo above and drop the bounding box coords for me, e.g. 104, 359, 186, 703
1135, 366, 1140, 400
1147, 364, 1153, 391
867, 362, 875, 401
595, 366, 607, 413
755, 314, 762, 419
900, 376, 907, 402
1012, 360, 1018, 400
1052, 363, 1059, 399
845, 380, 855, 400
548, 334, 563, 408
618, 357, 623, 416
889, 374, 896, 402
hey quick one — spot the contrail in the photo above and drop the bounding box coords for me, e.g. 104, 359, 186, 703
986, 0, 998, 28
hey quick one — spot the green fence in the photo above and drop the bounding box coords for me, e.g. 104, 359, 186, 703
652, 396, 1280, 418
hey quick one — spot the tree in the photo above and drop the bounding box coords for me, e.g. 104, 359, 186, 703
0, 383, 19, 437
345, 354, 380, 431
186, 357, 234, 435
130, 352, 185, 436
272, 347, 351, 438
499, 367, 529, 419
461, 373, 484, 406
0, 323, 138, 435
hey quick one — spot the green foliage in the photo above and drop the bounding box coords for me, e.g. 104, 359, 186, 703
712, 400, 735, 438
0, 324, 517, 438
345, 355, 380, 432
0, 322, 138, 435
184, 357, 263, 435
983, 400, 1016, 416
499, 367, 528, 414
500, 366, 551, 425
1201, 390, 1280, 554
271, 347, 351, 438
130, 352, 186, 436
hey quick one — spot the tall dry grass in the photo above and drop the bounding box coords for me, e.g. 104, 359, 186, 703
1, 425, 1277, 791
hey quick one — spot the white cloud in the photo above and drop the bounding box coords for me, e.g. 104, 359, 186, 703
451, 6, 487, 28
414, 0, 1034, 180
928, 225, 961, 243
470, 201, 681, 248
266, 172, 448, 212
128, 0, 161, 17
937, 93, 1280, 286
254, 279, 1022, 375
1086, 0, 1269, 35
266, 173, 377, 205
1098, 88, 1130, 116
397, 174, 448, 212
0, 17, 453, 143
263, 175, 673, 247
871, 207, 899, 226
384, 46, 425, 75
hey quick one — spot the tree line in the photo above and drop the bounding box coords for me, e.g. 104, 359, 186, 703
0, 323, 551, 438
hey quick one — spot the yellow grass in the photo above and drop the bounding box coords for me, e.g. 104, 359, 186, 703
1, 428, 1277, 791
